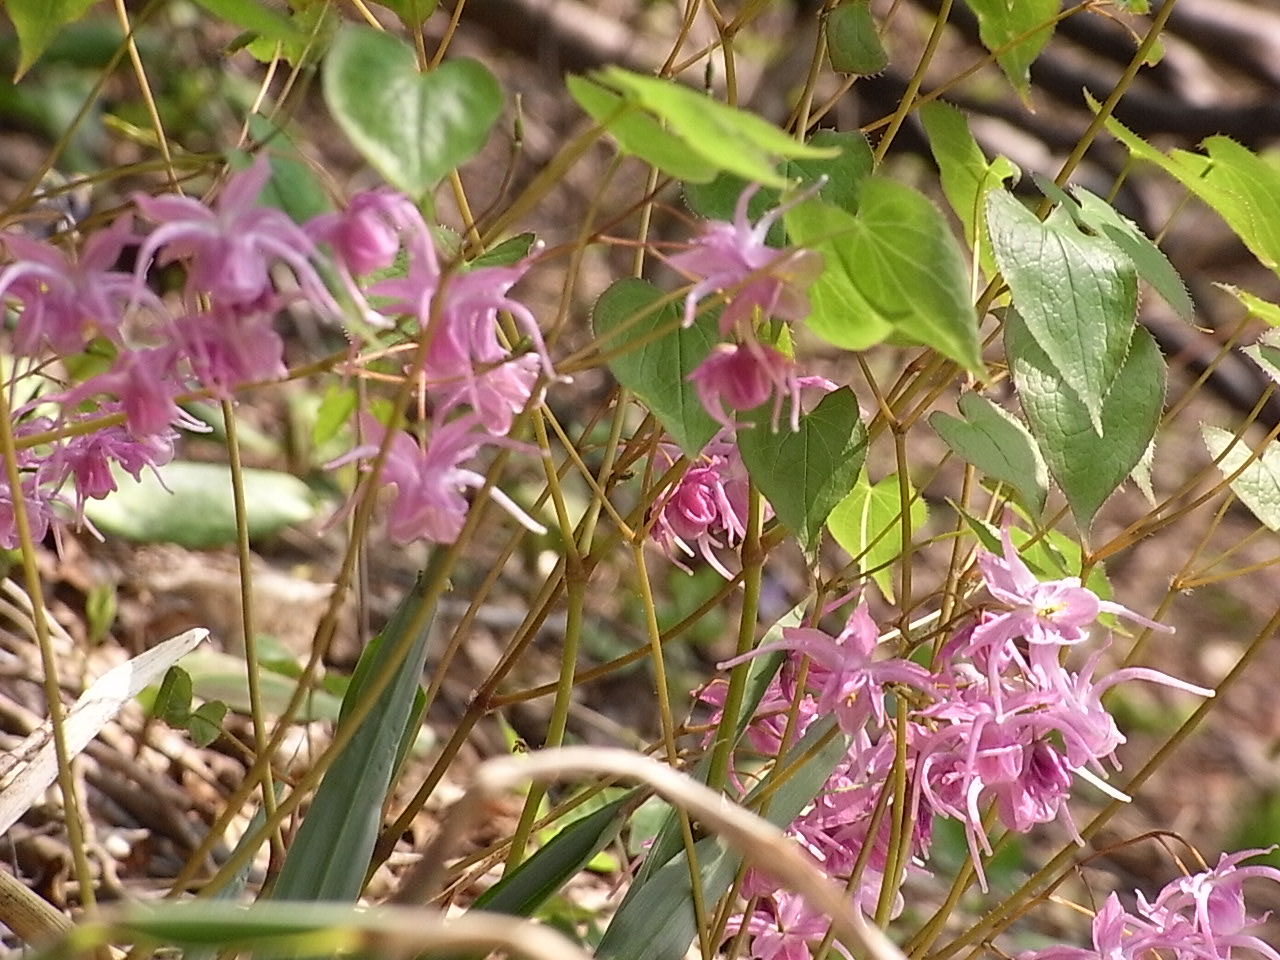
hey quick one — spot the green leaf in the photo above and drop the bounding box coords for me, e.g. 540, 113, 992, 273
473, 793, 635, 915
962, 0, 1057, 99
323, 26, 501, 198
826, 472, 927, 601
826, 1, 888, 76
190, 0, 305, 45
787, 182, 984, 371
1202, 425, 1280, 531
187, 701, 228, 748
567, 76, 720, 184
737, 389, 868, 552
591, 278, 720, 457
1032, 175, 1193, 321
1218, 285, 1280, 328
929, 392, 1048, 514
591, 66, 837, 189
920, 100, 1018, 276
372, 0, 438, 27
1006, 312, 1165, 531
154, 666, 194, 725
83, 462, 318, 549
987, 188, 1138, 434
1101, 106, 1280, 277
596, 717, 849, 960
237, 118, 332, 223
271, 556, 444, 902
313, 383, 358, 449
784, 129, 874, 215
4, 0, 97, 78
470, 232, 537, 269
243, 1, 335, 66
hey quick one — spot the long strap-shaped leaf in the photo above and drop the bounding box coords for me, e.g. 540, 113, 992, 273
271, 554, 443, 901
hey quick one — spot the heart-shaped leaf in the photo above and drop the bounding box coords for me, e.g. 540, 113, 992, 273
591, 278, 720, 457
323, 26, 501, 198
987, 188, 1138, 434
930, 392, 1048, 515
1006, 311, 1164, 531
826, 472, 927, 601
737, 388, 868, 552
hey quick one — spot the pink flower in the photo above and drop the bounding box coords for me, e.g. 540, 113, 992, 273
688, 341, 804, 431
173, 308, 287, 396
973, 523, 1171, 652
307, 187, 424, 277
132, 154, 338, 314
47, 418, 175, 518
668, 184, 822, 334
0, 214, 150, 355
58, 346, 188, 438
334, 414, 544, 545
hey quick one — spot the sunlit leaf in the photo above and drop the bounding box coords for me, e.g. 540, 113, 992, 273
826, 1, 888, 76
963, 0, 1058, 99
5, 0, 98, 78
324, 26, 501, 197
1202, 425, 1280, 531
826, 472, 928, 600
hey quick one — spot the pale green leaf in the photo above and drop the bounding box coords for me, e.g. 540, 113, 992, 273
1218, 285, 1280, 328
5, 0, 97, 78
963, 0, 1058, 99
826, 472, 928, 600
83, 462, 318, 548
786, 182, 983, 371
323, 26, 501, 197
1202, 425, 1280, 531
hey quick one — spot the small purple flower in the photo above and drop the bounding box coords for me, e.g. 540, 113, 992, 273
688, 341, 804, 431
333, 414, 544, 545
973, 523, 1171, 653
307, 187, 424, 277
669, 184, 822, 334
47, 418, 175, 518
0, 214, 150, 356
173, 307, 287, 396
132, 154, 338, 314
59, 346, 188, 439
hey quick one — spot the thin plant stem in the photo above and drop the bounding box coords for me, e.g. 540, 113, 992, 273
219, 398, 282, 860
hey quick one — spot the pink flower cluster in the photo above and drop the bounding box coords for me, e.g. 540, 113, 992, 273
1023, 849, 1280, 960
704, 523, 1216, 959
671, 184, 823, 432
0, 155, 550, 546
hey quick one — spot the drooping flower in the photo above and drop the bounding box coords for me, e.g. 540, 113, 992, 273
131, 154, 338, 314
0, 214, 152, 356
332, 414, 545, 545
668, 183, 822, 334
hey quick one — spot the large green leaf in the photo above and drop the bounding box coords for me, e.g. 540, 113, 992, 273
270, 559, 443, 902
1033, 175, 1193, 322
586, 67, 837, 189
929, 392, 1048, 515
4, 0, 97, 78
596, 716, 849, 960
738, 389, 868, 552
190, 0, 305, 45
1202, 425, 1280, 532
83, 462, 317, 548
1006, 312, 1164, 531
591, 278, 720, 457
987, 188, 1137, 434
963, 0, 1058, 99
826, 472, 928, 601
786, 182, 983, 371
323, 26, 501, 198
